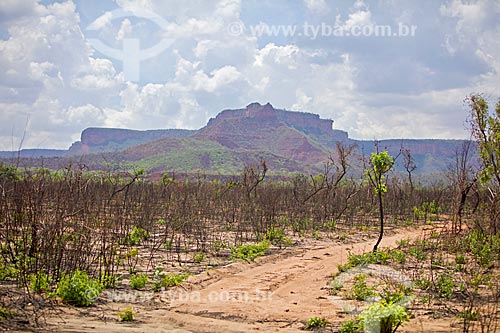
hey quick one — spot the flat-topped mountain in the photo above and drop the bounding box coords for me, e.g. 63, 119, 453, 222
1, 103, 473, 176
67, 127, 196, 155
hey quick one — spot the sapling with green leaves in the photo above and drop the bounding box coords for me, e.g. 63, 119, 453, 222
365, 150, 395, 252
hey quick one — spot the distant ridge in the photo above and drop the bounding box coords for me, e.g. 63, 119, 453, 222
0, 149, 66, 159
0, 103, 475, 176
67, 128, 196, 155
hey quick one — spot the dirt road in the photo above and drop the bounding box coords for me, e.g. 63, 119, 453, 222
47, 225, 434, 332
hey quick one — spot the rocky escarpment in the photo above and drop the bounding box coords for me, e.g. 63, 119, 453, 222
193, 102, 349, 164
197, 102, 348, 147
68, 128, 196, 155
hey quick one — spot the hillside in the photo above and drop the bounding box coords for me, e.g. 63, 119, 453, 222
1, 103, 474, 176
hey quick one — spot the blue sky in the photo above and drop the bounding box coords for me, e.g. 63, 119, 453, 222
0, 0, 499, 150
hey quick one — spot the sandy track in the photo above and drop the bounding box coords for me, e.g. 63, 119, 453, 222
169, 225, 431, 332
45, 225, 434, 333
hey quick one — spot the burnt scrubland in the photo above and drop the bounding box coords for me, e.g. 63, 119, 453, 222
0, 95, 499, 332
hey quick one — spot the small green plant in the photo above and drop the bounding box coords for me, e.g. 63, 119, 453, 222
390, 249, 407, 264
129, 273, 149, 290
152, 273, 188, 292
365, 150, 395, 252
163, 239, 173, 249
100, 271, 117, 289
29, 272, 52, 293
123, 226, 149, 246
0, 262, 18, 281
350, 249, 391, 266
329, 279, 343, 295
311, 230, 321, 240
408, 245, 427, 261
379, 286, 410, 305
458, 308, 479, 322
352, 274, 376, 301
325, 220, 337, 230
436, 274, 454, 298
194, 252, 204, 263
305, 316, 328, 330
124, 248, 139, 259
230, 240, 270, 261
358, 300, 409, 333
213, 240, 227, 252
0, 306, 12, 322
339, 319, 362, 333
265, 226, 292, 248
455, 253, 466, 265
336, 249, 396, 275
54, 270, 103, 306
465, 230, 500, 268
396, 239, 410, 248
118, 306, 135, 322
414, 277, 432, 291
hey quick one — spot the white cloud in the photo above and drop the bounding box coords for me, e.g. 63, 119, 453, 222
116, 18, 132, 41
254, 43, 300, 69
67, 104, 105, 126
303, 0, 330, 15
0, 0, 45, 21
1, 0, 500, 151
336, 1, 373, 30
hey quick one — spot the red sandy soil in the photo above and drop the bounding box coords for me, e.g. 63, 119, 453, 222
33, 224, 458, 332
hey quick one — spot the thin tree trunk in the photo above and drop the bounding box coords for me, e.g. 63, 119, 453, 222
373, 191, 384, 252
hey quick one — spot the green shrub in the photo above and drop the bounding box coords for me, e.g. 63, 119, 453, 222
305, 316, 328, 330
379, 288, 409, 305
436, 274, 454, 298
124, 248, 139, 259
265, 226, 292, 248
358, 301, 409, 333
101, 272, 117, 289
0, 306, 12, 322
123, 226, 149, 246
408, 245, 427, 261
337, 263, 351, 274
29, 272, 52, 293
129, 273, 149, 290
118, 306, 135, 322
458, 309, 479, 322
396, 239, 410, 248
230, 240, 270, 261
152, 273, 188, 291
348, 250, 391, 267
390, 249, 407, 264
339, 319, 362, 333
0, 262, 18, 281
54, 270, 103, 306
194, 252, 204, 263
455, 253, 466, 265
337, 249, 395, 274
414, 278, 432, 291
352, 274, 376, 301
465, 230, 500, 268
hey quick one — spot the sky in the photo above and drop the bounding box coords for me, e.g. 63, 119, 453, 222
0, 0, 499, 150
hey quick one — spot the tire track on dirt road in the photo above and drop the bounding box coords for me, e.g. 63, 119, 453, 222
166, 225, 434, 332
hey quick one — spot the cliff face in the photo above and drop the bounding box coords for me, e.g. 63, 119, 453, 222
199, 102, 347, 146
193, 102, 347, 164
68, 128, 196, 155
205, 102, 335, 134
